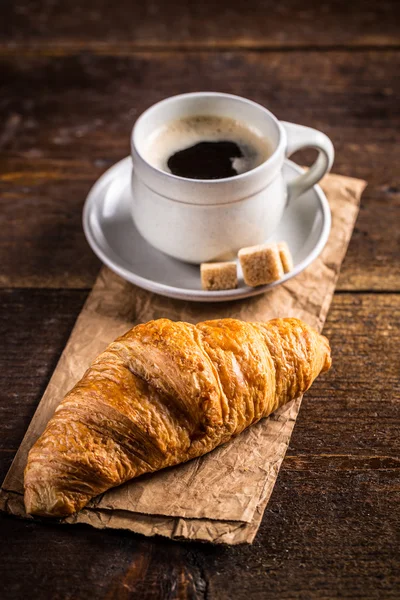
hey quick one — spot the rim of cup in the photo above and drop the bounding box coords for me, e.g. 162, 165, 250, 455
131, 92, 286, 185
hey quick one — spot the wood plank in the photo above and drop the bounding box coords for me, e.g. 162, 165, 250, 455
1, 158, 397, 290
0, 516, 207, 599
1, 460, 399, 600
0, 164, 102, 289
289, 293, 400, 456
1, 51, 398, 168
0, 51, 399, 290
1, 291, 398, 472
0, 290, 399, 598
0, 0, 398, 49
0, 289, 87, 478
206, 468, 400, 599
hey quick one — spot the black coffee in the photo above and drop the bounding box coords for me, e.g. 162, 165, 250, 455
144, 115, 272, 180
168, 140, 244, 179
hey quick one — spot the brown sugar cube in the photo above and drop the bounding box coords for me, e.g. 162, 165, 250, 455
238, 243, 284, 287
200, 261, 238, 291
277, 241, 294, 273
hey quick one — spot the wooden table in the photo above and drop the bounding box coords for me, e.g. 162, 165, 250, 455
1, 1, 399, 598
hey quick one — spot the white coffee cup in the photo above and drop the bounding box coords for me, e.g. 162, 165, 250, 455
131, 92, 334, 264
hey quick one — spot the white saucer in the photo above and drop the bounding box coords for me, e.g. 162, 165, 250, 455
83, 157, 331, 302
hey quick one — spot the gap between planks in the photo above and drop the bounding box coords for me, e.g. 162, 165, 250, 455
1, 41, 400, 58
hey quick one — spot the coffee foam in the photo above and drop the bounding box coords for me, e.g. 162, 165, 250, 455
143, 115, 272, 176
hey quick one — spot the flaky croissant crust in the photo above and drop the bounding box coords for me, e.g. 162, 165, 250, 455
24, 317, 331, 517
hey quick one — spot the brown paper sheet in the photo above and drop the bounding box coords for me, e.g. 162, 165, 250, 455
0, 173, 366, 545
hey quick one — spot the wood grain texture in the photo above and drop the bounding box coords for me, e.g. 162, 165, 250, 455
1, 1, 400, 595
0, 289, 87, 479
0, 290, 399, 599
0, 0, 399, 49
0, 518, 207, 599
1, 51, 399, 290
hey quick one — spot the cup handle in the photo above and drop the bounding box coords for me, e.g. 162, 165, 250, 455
281, 121, 334, 203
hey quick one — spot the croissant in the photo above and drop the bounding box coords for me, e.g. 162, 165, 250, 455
24, 317, 331, 517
